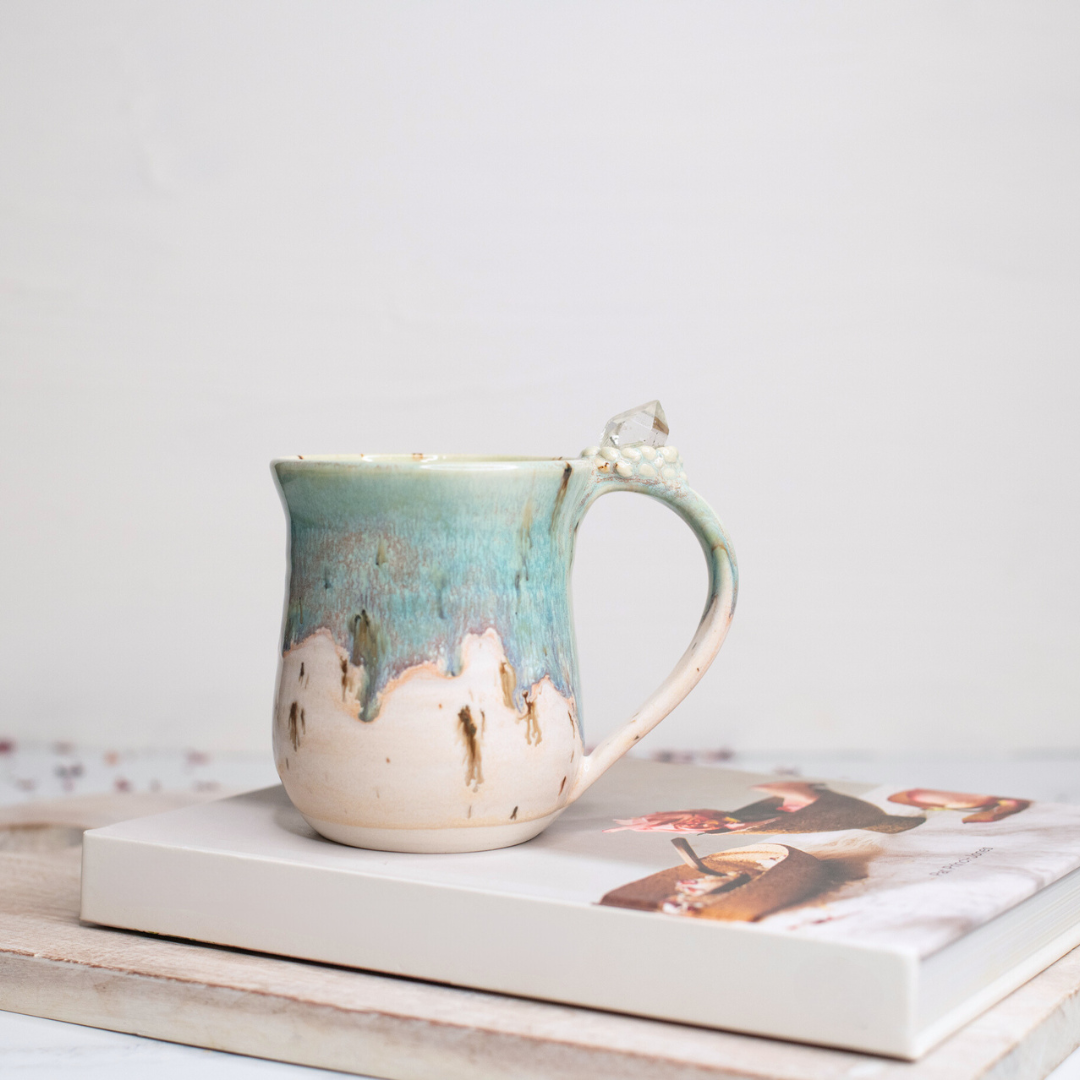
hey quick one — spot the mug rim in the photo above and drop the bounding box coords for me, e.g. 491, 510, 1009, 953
272, 454, 579, 467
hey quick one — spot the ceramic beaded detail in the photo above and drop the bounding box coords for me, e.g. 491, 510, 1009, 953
579, 443, 688, 487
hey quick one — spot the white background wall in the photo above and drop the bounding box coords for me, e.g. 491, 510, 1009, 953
1, 1, 1078, 755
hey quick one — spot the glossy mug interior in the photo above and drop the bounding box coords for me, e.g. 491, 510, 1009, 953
272, 446, 737, 853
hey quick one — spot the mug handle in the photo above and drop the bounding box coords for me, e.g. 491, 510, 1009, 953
566, 445, 739, 802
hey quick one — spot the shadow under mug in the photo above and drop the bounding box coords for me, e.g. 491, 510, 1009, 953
272, 451, 737, 853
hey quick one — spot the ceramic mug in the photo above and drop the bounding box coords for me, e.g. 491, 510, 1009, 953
272, 447, 737, 852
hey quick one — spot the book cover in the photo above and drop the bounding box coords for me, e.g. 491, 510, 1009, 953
595, 776, 1078, 957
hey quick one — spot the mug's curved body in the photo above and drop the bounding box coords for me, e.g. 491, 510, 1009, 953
273, 450, 736, 853
273, 456, 589, 852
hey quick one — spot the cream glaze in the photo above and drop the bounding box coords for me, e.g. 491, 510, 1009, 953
273, 628, 583, 838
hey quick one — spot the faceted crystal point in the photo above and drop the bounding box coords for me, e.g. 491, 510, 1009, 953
600, 400, 669, 448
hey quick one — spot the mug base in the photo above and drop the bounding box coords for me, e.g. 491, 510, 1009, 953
301, 811, 561, 853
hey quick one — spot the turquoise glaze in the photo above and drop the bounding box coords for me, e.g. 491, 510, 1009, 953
275, 456, 590, 723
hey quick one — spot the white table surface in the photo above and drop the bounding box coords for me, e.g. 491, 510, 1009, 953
3, 741, 1080, 1079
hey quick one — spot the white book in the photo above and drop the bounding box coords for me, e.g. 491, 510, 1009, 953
80, 759, 1080, 1059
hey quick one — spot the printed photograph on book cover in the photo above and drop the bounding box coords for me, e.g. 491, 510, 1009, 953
599, 781, 1080, 956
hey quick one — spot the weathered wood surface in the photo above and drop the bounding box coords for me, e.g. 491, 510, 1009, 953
2, 794, 1079, 1080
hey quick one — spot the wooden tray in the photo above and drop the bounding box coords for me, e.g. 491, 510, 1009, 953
2, 793, 1080, 1080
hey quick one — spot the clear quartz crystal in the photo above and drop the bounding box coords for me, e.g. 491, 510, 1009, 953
600, 400, 669, 448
